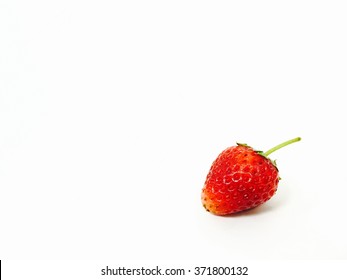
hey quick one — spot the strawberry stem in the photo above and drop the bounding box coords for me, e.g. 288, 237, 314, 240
263, 137, 301, 157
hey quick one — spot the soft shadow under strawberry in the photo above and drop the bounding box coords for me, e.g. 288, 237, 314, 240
223, 201, 281, 217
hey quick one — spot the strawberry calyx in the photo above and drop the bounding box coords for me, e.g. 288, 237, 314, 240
236, 142, 250, 148
236, 137, 301, 169
236, 142, 277, 168
236, 142, 263, 153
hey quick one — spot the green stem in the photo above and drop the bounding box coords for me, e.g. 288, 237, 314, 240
263, 137, 301, 157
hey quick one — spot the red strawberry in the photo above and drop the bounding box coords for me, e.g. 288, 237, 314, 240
202, 137, 301, 215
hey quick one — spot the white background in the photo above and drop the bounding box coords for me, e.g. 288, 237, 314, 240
1, 0, 347, 261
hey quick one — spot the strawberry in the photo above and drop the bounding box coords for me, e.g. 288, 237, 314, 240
201, 137, 301, 215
